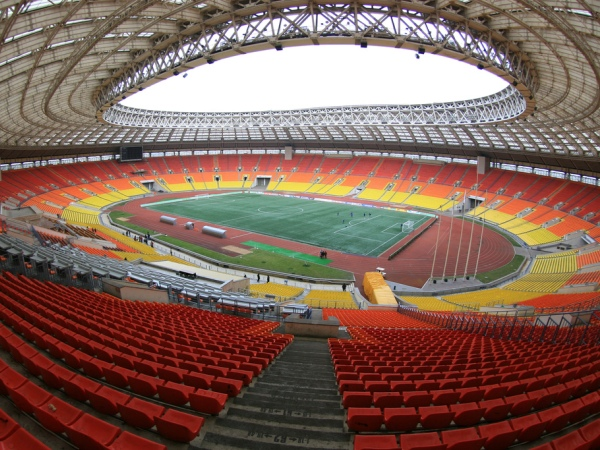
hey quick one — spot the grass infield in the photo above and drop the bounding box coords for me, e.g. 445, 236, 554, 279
144, 192, 431, 256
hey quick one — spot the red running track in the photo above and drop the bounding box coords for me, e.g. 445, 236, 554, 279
112, 193, 514, 290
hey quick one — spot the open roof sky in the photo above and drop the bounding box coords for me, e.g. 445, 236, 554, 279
122, 45, 508, 113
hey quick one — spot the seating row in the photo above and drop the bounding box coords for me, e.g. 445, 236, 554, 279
0, 407, 49, 450
0, 321, 207, 442
353, 408, 600, 450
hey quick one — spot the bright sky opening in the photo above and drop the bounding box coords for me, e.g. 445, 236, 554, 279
123, 45, 508, 113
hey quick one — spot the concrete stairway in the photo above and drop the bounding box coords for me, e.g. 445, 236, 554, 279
197, 337, 351, 449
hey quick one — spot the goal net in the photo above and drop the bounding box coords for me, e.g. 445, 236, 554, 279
402, 220, 415, 233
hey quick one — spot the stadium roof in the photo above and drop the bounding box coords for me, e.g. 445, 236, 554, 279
0, 1, 599, 174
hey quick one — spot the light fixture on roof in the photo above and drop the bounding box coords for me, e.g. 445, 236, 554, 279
182, 73, 188, 78
173, 69, 180, 75
206, 57, 214, 64
477, 63, 484, 70
418, 47, 425, 55
360, 40, 367, 48
512, 80, 518, 86
274, 43, 283, 51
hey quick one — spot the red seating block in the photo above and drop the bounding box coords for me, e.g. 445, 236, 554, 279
134, 359, 164, 377
383, 407, 420, 432
562, 397, 591, 424
189, 388, 228, 415
442, 427, 486, 450
154, 409, 205, 443
66, 413, 120, 450
117, 397, 166, 429
579, 420, 600, 448
80, 357, 111, 379
548, 429, 590, 450
22, 353, 53, 378
347, 407, 383, 432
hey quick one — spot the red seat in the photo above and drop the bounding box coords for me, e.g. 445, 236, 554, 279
107, 431, 167, 450
403, 391, 433, 408
189, 388, 228, 415
134, 359, 164, 377
39, 363, 75, 390
509, 393, 536, 417
373, 392, 403, 409
400, 431, 446, 450
157, 366, 189, 383
0, 368, 27, 396
456, 387, 485, 403
548, 429, 590, 450
479, 398, 512, 423
80, 357, 111, 379
579, 420, 600, 448
562, 397, 592, 424
354, 434, 398, 450
112, 353, 139, 370
8, 381, 53, 414
227, 368, 253, 386
103, 365, 137, 388
203, 365, 228, 377
127, 373, 165, 397
154, 409, 205, 443
66, 413, 120, 450
156, 381, 195, 406
450, 402, 485, 427
0, 408, 19, 440
389, 381, 416, 393
211, 376, 243, 397
441, 427, 486, 450
383, 407, 420, 432
343, 391, 373, 408
62, 374, 102, 402
528, 388, 557, 410
547, 383, 576, 404
117, 397, 165, 429
432, 389, 460, 406
86, 385, 131, 415
33, 397, 84, 434
339, 380, 365, 393
22, 353, 53, 377
478, 421, 520, 450
419, 405, 455, 429
63, 349, 92, 370
538, 405, 572, 433
483, 385, 508, 400
347, 407, 384, 432
0, 427, 51, 450
182, 372, 215, 390
510, 413, 549, 443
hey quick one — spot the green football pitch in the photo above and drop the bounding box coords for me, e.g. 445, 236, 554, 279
144, 193, 431, 257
